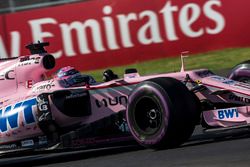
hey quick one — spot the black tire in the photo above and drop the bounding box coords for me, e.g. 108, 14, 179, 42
228, 60, 250, 83
126, 77, 200, 149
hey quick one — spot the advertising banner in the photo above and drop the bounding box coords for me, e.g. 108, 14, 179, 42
1, 0, 250, 72
0, 15, 9, 59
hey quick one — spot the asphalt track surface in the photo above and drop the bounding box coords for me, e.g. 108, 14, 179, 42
2, 69, 250, 167
1, 126, 250, 167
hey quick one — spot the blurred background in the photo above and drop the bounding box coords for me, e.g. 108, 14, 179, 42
0, 0, 85, 13
0, 0, 249, 80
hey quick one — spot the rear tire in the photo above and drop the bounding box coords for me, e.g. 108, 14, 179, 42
126, 77, 200, 149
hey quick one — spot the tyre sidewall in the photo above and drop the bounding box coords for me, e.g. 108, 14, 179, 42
228, 61, 250, 81
127, 81, 172, 146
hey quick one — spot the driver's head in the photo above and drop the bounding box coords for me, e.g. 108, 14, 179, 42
56, 66, 96, 87
56, 66, 80, 79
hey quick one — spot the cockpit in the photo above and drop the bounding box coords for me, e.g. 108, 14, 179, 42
55, 66, 96, 88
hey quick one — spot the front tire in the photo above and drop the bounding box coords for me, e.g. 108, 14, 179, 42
228, 60, 250, 83
126, 77, 200, 149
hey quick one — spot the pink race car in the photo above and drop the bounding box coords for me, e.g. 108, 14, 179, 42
0, 42, 249, 151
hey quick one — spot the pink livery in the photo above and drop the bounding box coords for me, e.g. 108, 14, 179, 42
0, 42, 249, 150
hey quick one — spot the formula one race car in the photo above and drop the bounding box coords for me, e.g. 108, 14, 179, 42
0, 42, 249, 151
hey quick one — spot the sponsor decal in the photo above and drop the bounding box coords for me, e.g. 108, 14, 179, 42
211, 76, 237, 85
0, 70, 15, 80
33, 80, 55, 93
95, 96, 128, 108
37, 96, 49, 112
65, 92, 87, 100
38, 136, 48, 145
37, 94, 52, 122
217, 108, 238, 120
20, 56, 30, 62
72, 136, 132, 146
21, 139, 34, 147
0, 144, 17, 149
1, 0, 226, 58
0, 98, 36, 133
19, 56, 40, 63
229, 94, 250, 104
18, 57, 40, 66
26, 80, 33, 88
18, 61, 32, 67
211, 76, 227, 81
126, 73, 138, 79
222, 80, 235, 85
118, 121, 129, 133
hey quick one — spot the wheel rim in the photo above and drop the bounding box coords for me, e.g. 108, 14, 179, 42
133, 96, 163, 136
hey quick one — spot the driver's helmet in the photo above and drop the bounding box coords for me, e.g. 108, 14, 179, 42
56, 66, 96, 87
56, 66, 79, 79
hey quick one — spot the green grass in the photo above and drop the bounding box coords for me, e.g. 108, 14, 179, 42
82, 47, 250, 81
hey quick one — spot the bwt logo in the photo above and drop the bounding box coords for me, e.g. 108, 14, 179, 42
0, 98, 37, 133
217, 108, 239, 120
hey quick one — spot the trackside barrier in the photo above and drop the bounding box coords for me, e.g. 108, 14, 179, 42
0, 0, 250, 73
